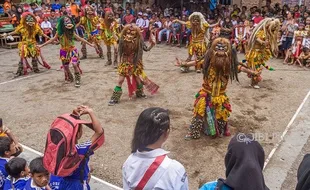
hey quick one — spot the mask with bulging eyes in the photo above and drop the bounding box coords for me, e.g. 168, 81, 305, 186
85, 6, 94, 15
124, 27, 138, 42
214, 41, 229, 56
64, 17, 73, 29
191, 16, 200, 26
25, 15, 35, 26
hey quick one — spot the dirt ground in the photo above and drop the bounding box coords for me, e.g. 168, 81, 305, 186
1, 43, 310, 189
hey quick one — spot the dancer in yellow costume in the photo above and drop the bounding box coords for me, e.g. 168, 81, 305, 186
245, 18, 280, 89
108, 24, 159, 106
77, 5, 103, 59
100, 11, 119, 68
185, 38, 260, 140
1, 12, 51, 76
174, 12, 217, 73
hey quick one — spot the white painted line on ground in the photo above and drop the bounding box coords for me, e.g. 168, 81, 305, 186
263, 90, 310, 170
20, 143, 123, 190
0, 72, 48, 86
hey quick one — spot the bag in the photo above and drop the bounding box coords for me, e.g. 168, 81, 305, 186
43, 113, 104, 177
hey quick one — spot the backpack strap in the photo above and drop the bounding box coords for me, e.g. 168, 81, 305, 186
215, 178, 226, 190
135, 155, 167, 190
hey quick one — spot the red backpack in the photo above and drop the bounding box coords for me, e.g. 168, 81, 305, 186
43, 113, 104, 177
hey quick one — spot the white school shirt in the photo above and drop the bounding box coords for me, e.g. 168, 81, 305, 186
41, 21, 52, 29
143, 19, 150, 29
122, 148, 189, 190
136, 18, 144, 27
155, 21, 162, 28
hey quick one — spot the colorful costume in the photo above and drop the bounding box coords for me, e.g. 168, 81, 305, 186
58, 16, 82, 87
182, 12, 210, 73
79, 5, 103, 59
108, 24, 159, 106
245, 18, 280, 88
292, 26, 307, 59
5, 12, 50, 76
100, 11, 119, 67
185, 38, 239, 139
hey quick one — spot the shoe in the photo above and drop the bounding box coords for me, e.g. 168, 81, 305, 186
80, 56, 87, 60
253, 85, 260, 89
108, 99, 118, 106
196, 69, 201, 73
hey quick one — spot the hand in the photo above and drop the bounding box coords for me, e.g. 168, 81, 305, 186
37, 45, 42, 49
1, 33, 7, 38
15, 143, 23, 152
78, 105, 93, 115
91, 43, 96, 48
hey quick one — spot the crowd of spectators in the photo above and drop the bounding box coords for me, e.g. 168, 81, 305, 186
1, 0, 309, 58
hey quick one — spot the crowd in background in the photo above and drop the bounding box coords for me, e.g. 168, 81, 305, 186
1, 0, 310, 66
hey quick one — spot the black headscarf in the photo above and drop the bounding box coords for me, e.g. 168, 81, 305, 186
218, 134, 269, 190
296, 154, 310, 190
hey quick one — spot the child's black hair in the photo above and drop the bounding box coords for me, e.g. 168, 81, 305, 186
29, 157, 48, 174
5, 157, 27, 178
0, 137, 13, 157
131, 107, 170, 153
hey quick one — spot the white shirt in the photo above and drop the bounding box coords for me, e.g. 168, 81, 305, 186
154, 21, 162, 28
136, 18, 144, 27
122, 148, 189, 190
143, 19, 150, 29
41, 21, 52, 29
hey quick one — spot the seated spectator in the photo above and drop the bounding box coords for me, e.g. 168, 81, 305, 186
0, 137, 18, 190
158, 15, 172, 44
24, 157, 50, 190
49, 9, 59, 39
199, 134, 269, 190
4, 157, 30, 190
28, 3, 37, 13
41, 3, 48, 13
52, 0, 62, 12
136, 12, 144, 27
41, 16, 53, 38
169, 16, 181, 45
122, 107, 189, 190
142, 13, 150, 40
59, 105, 104, 190
296, 154, 310, 190
252, 9, 263, 26
70, 0, 79, 18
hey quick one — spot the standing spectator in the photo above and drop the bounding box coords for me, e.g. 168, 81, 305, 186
52, 0, 62, 12
158, 15, 172, 44
125, 2, 134, 15
252, 9, 263, 26
200, 134, 269, 190
0, 137, 17, 190
41, 3, 48, 13
28, 3, 37, 13
122, 107, 189, 190
293, 5, 301, 19
23, 157, 50, 190
164, 4, 170, 17
59, 106, 104, 190
282, 11, 298, 64
179, 15, 191, 47
296, 154, 310, 190
123, 9, 135, 25
4, 157, 29, 190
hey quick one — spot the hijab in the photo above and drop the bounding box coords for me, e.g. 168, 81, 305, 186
296, 154, 310, 190
218, 134, 269, 190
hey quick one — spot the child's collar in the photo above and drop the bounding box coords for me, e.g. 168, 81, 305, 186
0, 157, 10, 162
31, 179, 46, 189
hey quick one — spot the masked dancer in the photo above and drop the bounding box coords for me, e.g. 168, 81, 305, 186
38, 16, 94, 87
1, 12, 51, 76
108, 24, 159, 106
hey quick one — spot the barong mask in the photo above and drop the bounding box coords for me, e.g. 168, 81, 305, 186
124, 26, 139, 43
85, 5, 95, 17
191, 15, 200, 27
106, 12, 114, 22
64, 17, 74, 29
25, 15, 35, 27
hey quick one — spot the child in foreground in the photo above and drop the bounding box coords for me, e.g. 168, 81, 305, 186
4, 157, 30, 190
23, 157, 51, 190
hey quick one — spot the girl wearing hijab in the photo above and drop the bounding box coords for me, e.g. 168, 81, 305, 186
296, 154, 310, 190
122, 107, 189, 190
200, 134, 269, 190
